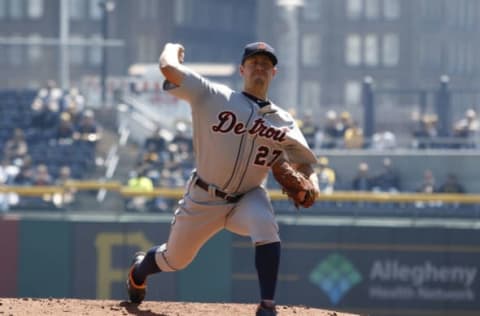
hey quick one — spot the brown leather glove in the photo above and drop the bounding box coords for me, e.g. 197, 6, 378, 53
272, 160, 318, 208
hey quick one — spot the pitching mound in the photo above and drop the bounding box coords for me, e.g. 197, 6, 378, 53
0, 298, 360, 316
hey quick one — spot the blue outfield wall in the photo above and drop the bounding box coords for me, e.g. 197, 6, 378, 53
2, 214, 480, 316
232, 224, 480, 316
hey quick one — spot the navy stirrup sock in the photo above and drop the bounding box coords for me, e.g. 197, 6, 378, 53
132, 247, 162, 285
255, 242, 281, 301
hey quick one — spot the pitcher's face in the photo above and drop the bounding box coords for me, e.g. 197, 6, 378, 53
240, 54, 276, 89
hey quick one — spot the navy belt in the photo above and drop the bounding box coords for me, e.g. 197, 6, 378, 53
194, 177, 243, 203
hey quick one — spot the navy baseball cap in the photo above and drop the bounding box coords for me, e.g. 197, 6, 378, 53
241, 42, 278, 66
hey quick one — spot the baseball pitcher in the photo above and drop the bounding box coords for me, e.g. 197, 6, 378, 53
126, 41, 320, 316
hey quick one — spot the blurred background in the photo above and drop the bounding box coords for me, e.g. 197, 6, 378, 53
1, 1, 480, 316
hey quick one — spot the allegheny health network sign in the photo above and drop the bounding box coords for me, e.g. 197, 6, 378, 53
278, 225, 480, 315
368, 259, 476, 302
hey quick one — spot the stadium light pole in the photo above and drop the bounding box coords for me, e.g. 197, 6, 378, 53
99, 0, 115, 106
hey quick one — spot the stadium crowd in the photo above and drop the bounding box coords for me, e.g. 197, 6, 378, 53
0, 81, 100, 211
124, 110, 473, 213
1, 84, 477, 214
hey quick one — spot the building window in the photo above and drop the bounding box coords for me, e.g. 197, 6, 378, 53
28, 34, 42, 62
89, 0, 102, 20
382, 33, 399, 67
301, 34, 321, 66
301, 80, 321, 111
383, 0, 400, 20
302, 0, 322, 21
346, 0, 362, 19
364, 34, 378, 66
345, 80, 361, 105
9, 0, 24, 19
27, 0, 43, 18
69, 0, 85, 20
365, 0, 379, 19
89, 34, 102, 66
345, 34, 361, 66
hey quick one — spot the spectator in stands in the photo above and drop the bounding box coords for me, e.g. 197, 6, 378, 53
438, 173, 466, 193
352, 162, 374, 191
344, 121, 365, 149
141, 142, 163, 170
321, 110, 341, 148
337, 111, 353, 137
75, 110, 100, 143
300, 113, 319, 149
29, 164, 56, 209
12, 155, 33, 186
62, 87, 85, 113
32, 164, 53, 186
416, 169, 437, 193
30, 98, 60, 132
63, 98, 82, 126
371, 130, 397, 150
372, 158, 400, 193
315, 156, 336, 194
145, 127, 168, 154
171, 121, 193, 152
4, 128, 28, 163
415, 169, 442, 208
53, 165, 76, 208
36, 80, 62, 104
55, 112, 75, 144
0, 158, 18, 185
453, 109, 479, 148
412, 114, 438, 149
30, 98, 47, 129
126, 166, 155, 212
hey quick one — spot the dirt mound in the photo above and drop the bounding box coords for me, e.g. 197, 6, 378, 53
0, 298, 360, 316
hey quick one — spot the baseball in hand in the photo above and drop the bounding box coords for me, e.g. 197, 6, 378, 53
178, 45, 185, 64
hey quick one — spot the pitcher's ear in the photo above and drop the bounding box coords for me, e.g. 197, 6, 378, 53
239, 64, 245, 76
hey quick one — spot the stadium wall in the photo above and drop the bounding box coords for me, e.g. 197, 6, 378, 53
1, 215, 479, 316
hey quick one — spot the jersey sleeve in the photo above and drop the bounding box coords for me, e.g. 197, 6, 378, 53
163, 67, 230, 106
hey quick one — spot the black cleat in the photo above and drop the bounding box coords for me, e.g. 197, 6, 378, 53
255, 302, 277, 316
126, 251, 146, 304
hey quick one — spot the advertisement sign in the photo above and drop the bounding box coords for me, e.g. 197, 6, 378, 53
232, 225, 480, 316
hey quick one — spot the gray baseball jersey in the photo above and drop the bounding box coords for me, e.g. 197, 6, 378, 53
154, 67, 316, 272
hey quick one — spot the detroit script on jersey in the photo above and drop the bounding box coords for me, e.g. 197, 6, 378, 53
211, 111, 287, 142
210, 108, 316, 165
